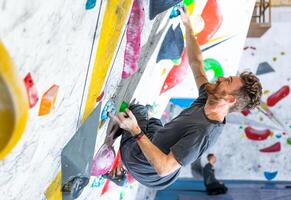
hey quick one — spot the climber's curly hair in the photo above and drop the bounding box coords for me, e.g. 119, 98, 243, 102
230, 71, 262, 112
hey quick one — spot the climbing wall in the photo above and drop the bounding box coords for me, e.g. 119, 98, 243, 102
133, 0, 256, 117
0, 0, 105, 199
0, 0, 259, 200
180, 7, 291, 182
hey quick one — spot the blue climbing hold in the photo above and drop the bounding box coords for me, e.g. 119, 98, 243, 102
150, 0, 182, 20
170, 98, 195, 108
264, 171, 278, 181
101, 99, 116, 121
86, 0, 96, 10
169, 2, 184, 19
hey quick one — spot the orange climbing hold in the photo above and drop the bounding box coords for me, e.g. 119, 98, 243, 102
196, 0, 223, 46
38, 84, 59, 116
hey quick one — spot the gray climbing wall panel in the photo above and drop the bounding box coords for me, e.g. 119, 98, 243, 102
61, 103, 101, 199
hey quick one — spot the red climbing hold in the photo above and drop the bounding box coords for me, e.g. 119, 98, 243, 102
101, 150, 121, 196
259, 142, 281, 153
196, 0, 223, 46
267, 85, 290, 107
241, 109, 251, 116
160, 49, 189, 95
24, 73, 38, 108
244, 126, 271, 141
96, 91, 104, 102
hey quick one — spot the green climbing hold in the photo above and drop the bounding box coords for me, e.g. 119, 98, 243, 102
172, 58, 181, 65
239, 126, 243, 129
119, 190, 125, 200
287, 137, 291, 145
183, 0, 194, 6
203, 58, 224, 82
119, 101, 129, 112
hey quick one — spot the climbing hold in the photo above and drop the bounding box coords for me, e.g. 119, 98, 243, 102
38, 84, 59, 116
161, 68, 167, 76
275, 134, 281, 139
196, 0, 223, 46
259, 142, 281, 153
203, 58, 224, 82
100, 150, 121, 196
96, 91, 104, 102
241, 109, 251, 116
183, 0, 194, 6
244, 126, 271, 141
149, 0, 182, 20
91, 143, 115, 176
169, 98, 195, 108
119, 101, 129, 112
263, 90, 270, 95
267, 85, 290, 107
24, 73, 38, 108
160, 49, 189, 95
62, 176, 89, 199
256, 62, 275, 75
85, 0, 96, 10
122, 0, 145, 79
0, 41, 29, 160
273, 57, 277, 62
264, 171, 278, 181
172, 58, 181, 64
169, 2, 184, 19
101, 99, 116, 121
287, 137, 291, 145
185, 2, 195, 15
157, 24, 184, 62
91, 176, 105, 188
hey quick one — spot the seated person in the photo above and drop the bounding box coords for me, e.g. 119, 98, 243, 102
203, 154, 228, 195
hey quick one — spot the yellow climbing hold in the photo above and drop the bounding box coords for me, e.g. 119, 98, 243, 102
0, 41, 29, 160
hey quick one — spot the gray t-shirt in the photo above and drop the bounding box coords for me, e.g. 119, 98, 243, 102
121, 84, 225, 189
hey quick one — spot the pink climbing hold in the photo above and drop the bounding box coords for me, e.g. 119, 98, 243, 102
91, 143, 115, 176
244, 126, 271, 141
267, 85, 290, 107
122, 0, 145, 79
259, 142, 281, 153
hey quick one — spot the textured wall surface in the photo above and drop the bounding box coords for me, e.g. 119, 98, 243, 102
0, 0, 256, 199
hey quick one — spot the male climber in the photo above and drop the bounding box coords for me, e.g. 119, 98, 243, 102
106, 8, 262, 189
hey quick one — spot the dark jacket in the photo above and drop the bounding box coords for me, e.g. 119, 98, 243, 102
203, 163, 219, 186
